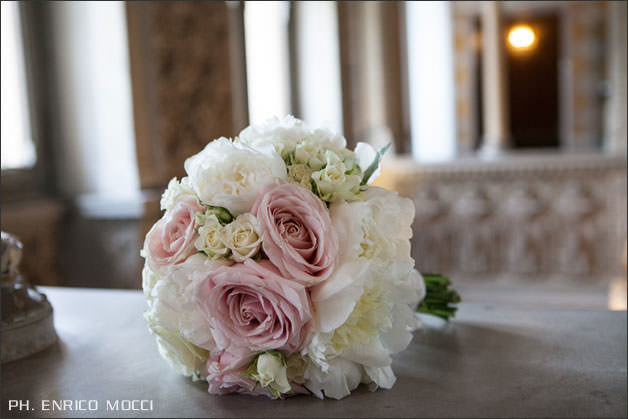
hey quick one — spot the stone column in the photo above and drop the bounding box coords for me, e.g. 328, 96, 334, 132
337, 2, 409, 152
125, 2, 247, 241
605, 1, 627, 154
126, 2, 245, 190
480, 1, 511, 155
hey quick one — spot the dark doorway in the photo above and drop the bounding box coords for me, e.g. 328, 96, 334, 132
474, 14, 560, 149
505, 15, 560, 148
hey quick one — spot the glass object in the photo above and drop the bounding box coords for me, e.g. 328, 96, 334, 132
1, 232, 57, 363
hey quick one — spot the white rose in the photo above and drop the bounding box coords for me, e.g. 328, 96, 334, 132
221, 213, 262, 262
330, 186, 414, 263
160, 177, 195, 211
184, 137, 287, 215
311, 150, 361, 202
252, 352, 291, 395
287, 163, 313, 188
294, 138, 325, 170
194, 215, 228, 258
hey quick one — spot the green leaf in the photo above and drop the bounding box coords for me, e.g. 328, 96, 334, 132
242, 352, 261, 380
284, 150, 296, 166
310, 178, 322, 199
345, 162, 361, 176
208, 206, 233, 224
360, 143, 391, 186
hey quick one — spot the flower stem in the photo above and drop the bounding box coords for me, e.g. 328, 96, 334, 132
416, 273, 461, 321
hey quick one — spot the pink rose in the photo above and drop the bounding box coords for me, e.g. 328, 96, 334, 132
144, 195, 204, 273
252, 182, 338, 286
198, 260, 312, 353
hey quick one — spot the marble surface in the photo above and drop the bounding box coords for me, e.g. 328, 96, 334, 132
2, 286, 626, 418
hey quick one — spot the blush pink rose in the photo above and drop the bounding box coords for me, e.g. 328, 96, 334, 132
144, 195, 204, 273
198, 260, 312, 353
252, 182, 338, 286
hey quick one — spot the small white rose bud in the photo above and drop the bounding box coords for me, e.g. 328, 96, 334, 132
312, 150, 361, 202
222, 213, 262, 262
256, 352, 291, 395
288, 163, 314, 188
194, 215, 228, 259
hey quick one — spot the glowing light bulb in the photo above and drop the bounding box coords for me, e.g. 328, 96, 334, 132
508, 25, 536, 50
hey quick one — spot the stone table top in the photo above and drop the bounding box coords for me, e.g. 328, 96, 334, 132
2, 286, 626, 418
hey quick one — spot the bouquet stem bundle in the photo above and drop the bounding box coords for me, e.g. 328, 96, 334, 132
417, 274, 461, 320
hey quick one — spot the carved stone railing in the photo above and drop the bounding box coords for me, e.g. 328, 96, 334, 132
376, 152, 627, 282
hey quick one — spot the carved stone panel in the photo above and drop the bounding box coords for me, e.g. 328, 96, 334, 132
379, 153, 627, 282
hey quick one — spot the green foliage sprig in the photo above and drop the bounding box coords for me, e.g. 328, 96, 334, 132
360, 143, 391, 186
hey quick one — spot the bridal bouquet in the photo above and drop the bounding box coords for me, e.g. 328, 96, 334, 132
141, 116, 459, 399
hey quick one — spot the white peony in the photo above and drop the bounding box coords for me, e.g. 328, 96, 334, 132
143, 256, 229, 379
239, 115, 347, 158
330, 186, 415, 263
303, 357, 362, 400
286, 353, 308, 384
221, 213, 262, 262
184, 137, 287, 215
142, 265, 161, 301
149, 319, 209, 380
160, 177, 195, 211
301, 259, 424, 398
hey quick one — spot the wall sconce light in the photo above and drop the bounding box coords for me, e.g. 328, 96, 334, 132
507, 24, 536, 51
